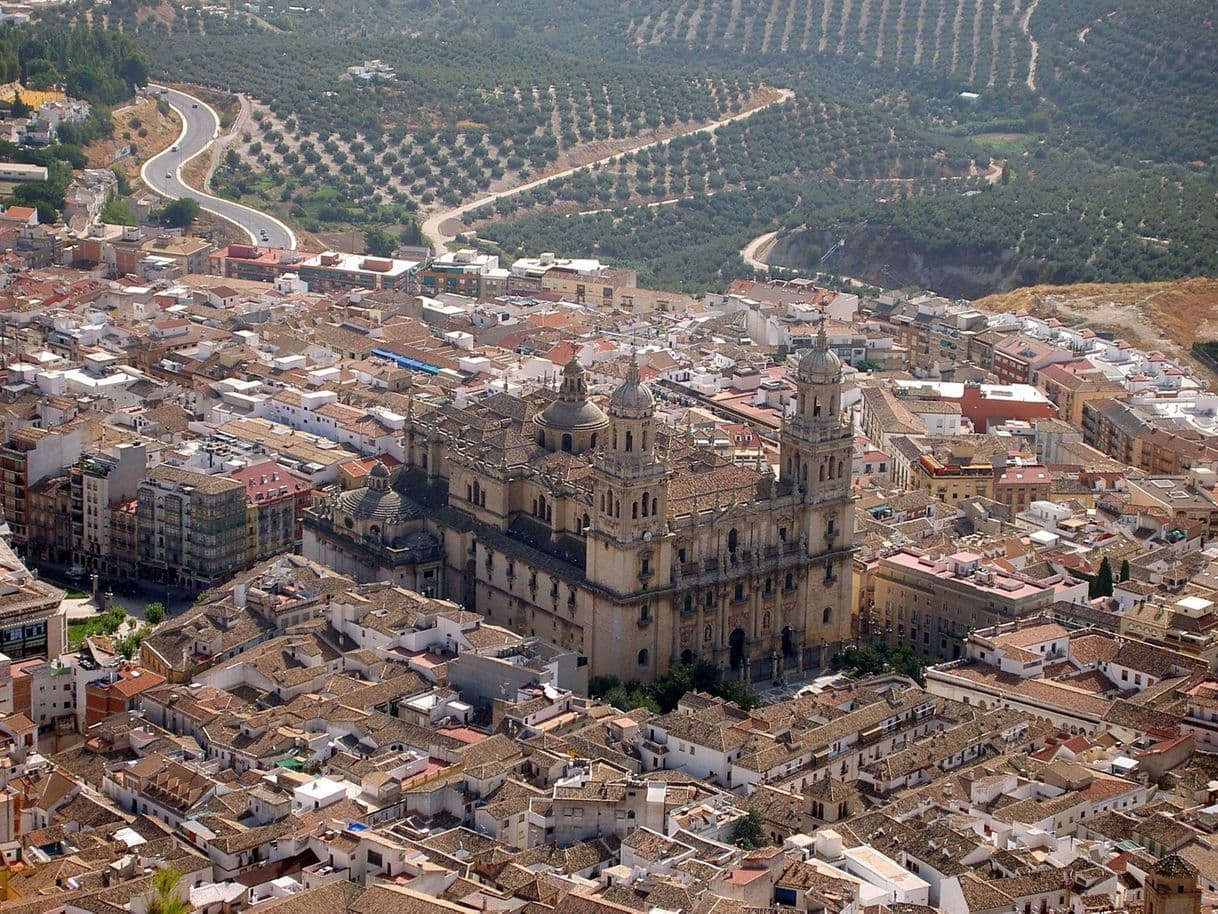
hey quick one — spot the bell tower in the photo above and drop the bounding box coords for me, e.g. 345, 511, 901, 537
588, 353, 668, 553
781, 318, 852, 510
779, 317, 854, 657
1146, 856, 1201, 914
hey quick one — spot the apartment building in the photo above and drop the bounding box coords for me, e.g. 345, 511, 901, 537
229, 460, 313, 563
418, 249, 508, 301
136, 465, 249, 590
0, 423, 88, 551
70, 443, 146, 581
1036, 361, 1128, 427
870, 550, 1059, 660
209, 244, 420, 292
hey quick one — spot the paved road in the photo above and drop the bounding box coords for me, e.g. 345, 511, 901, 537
422, 87, 795, 249
142, 85, 296, 250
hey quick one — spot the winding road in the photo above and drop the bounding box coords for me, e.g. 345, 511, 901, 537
421, 88, 796, 250
741, 230, 779, 271
141, 85, 296, 250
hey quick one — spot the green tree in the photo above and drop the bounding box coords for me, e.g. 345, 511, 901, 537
159, 197, 200, 228
1120, 559, 1131, 582
363, 225, 395, 257
144, 602, 166, 626
114, 624, 150, 661
101, 605, 127, 635
9, 90, 29, 118
111, 168, 132, 196
730, 810, 765, 850
831, 643, 925, 686
100, 196, 137, 226
147, 867, 189, 914
1092, 557, 1114, 598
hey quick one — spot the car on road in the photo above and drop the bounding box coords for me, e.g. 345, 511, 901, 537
165, 172, 172, 179
171, 144, 178, 151
260, 230, 269, 240
192, 103, 199, 108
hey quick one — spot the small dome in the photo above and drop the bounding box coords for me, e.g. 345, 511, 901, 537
536, 356, 609, 431
799, 319, 842, 383
799, 346, 842, 383
368, 460, 389, 479
609, 353, 655, 415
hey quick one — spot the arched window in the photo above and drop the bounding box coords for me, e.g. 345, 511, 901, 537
641, 491, 649, 516
819, 464, 826, 482
651, 496, 658, 516
590, 433, 598, 449
642, 431, 647, 451
728, 528, 738, 553
632, 501, 638, 519
625, 431, 633, 452
637, 649, 649, 667
683, 595, 693, 613
785, 572, 794, 591
538, 495, 547, 518
581, 513, 589, 530
823, 606, 832, 625
473, 481, 481, 504
813, 396, 821, 417
561, 433, 573, 452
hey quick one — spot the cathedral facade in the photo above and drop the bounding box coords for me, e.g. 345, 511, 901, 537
304, 326, 854, 684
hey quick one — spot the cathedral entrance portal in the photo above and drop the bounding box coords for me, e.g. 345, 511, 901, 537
729, 628, 746, 670
782, 626, 795, 658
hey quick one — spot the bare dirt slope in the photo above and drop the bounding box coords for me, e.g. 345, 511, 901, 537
87, 96, 181, 184
972, 277, 1218, 364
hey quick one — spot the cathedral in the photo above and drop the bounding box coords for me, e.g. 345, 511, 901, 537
304, 324, 854, 683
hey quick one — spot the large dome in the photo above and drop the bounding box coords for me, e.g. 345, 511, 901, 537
799, 319, 842, 383
336, 487, 420, 523
336, 458, 419, 523
609, 353, 655, 415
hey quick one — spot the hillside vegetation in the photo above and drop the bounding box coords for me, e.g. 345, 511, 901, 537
35, 0, 1217, 293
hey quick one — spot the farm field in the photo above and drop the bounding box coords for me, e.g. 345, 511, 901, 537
36, 0, 1218, 294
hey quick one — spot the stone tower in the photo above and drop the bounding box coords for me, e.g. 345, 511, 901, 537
779, 318, 855, 660
586, 352, 672, 674
1145, 855, 1201, 914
